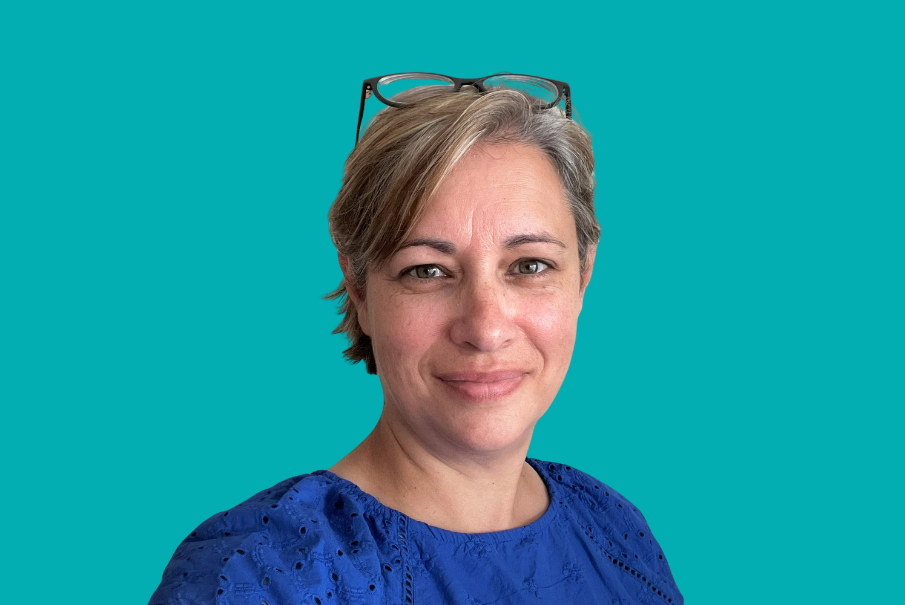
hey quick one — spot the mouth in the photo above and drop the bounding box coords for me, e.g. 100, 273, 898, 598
435, 370, 528, 403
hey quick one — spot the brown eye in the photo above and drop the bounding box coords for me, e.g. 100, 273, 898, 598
410, 265, 446, 279
514, 259, 549, 274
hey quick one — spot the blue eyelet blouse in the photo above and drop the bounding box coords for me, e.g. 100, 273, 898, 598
149, 458, 682, 604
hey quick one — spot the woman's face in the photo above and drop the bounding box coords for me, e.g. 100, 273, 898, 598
350, 143, 595, 458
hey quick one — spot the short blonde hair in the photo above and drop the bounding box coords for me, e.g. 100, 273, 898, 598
326, 86, 599, 374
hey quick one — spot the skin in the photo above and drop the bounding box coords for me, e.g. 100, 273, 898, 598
330, 142, 596, 534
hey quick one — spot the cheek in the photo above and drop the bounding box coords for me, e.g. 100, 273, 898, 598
517, 291, 580, 360
371, 292, 445, 368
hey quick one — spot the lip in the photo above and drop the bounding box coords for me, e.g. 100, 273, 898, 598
435, 370, 529, 402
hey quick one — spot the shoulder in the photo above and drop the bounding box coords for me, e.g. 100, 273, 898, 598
149, 471, 381, 605
530, 458, 683, 603
533, 458, 649, 523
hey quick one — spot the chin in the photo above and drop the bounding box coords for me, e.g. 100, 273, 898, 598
447, 415, 535, 453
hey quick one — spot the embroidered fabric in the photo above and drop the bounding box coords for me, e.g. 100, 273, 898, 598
149, 458, 682, 604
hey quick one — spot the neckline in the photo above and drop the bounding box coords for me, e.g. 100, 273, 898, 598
312, 457, 559, 544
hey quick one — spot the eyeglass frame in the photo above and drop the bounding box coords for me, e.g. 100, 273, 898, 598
355, 72, 572, 144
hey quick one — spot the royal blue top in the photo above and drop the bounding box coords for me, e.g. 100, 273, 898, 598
149, 458, 683, 604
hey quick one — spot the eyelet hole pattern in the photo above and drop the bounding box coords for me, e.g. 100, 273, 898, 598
398, 515, 414, 604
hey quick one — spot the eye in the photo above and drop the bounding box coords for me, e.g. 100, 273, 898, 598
512, 259, 550, 275
406, 264, 448, 279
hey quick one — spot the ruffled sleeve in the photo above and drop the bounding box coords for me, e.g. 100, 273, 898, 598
148, 475, 306, 604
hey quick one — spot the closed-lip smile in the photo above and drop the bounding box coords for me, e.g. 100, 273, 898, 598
435, 370, 528, 402
436, 370, 527, 383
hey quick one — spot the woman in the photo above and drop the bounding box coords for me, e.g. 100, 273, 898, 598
149, 73, 683, 605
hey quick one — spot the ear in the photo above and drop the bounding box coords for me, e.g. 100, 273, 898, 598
338, 253, 371, 336
578, 242, 597, 302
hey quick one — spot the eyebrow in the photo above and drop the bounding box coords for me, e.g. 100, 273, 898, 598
396, 232, 567, 255
396, 237, 457, 255
504, 232, 567, 249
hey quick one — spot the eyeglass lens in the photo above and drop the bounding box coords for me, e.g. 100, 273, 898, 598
376, 74, 455, 102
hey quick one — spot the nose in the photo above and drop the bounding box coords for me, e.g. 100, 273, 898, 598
449, 274, 517, 352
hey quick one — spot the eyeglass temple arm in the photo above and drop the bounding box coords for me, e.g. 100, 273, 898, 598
355, 83, 371, 145
563, 85, 572, 120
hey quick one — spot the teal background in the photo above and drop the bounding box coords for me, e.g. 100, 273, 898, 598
2, 1, 902, 603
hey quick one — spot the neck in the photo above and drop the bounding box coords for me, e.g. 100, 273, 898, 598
328, 405, 549, 534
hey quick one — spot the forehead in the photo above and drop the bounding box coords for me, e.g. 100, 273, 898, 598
412, 143, 575, 245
